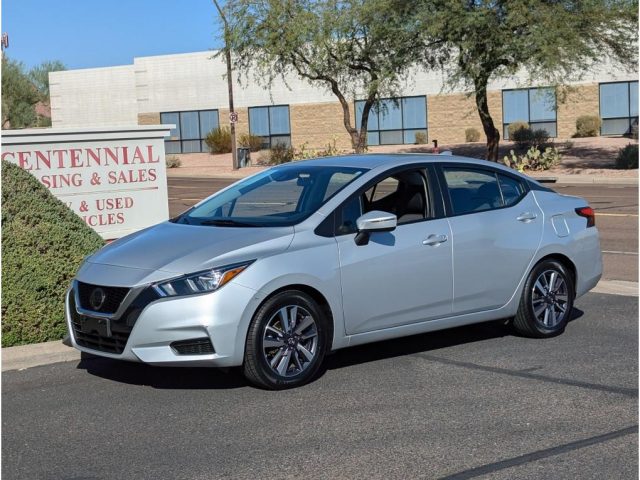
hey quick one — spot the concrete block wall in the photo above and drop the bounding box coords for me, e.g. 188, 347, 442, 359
556, 84, 600, 138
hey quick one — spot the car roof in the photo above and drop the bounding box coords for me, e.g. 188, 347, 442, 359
279, 153, 520, 175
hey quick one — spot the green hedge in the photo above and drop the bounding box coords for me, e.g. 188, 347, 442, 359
1, 160, 104, 346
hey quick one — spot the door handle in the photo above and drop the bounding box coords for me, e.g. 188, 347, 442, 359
422, 234, 448, 246
517, 212, 537, 222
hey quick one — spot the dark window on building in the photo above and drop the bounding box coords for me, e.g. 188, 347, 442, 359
248, 105, 291, 149
599, 81, 639, 135
502, 87, 557, 139
160, 110, 219, 154
354, 96, 427, 146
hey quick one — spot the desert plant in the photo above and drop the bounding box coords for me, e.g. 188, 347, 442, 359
465, 128, 481, 142
503, 146, 561, 172
630, 123, 638, 140
414, 131, 428, 144
575, 115, 601, 137
507, 121, 530, 140
267, 142, 295, 164
205, 126, 232, 154
1, 160, 105, 346
238, 133, 263, 152
512, 127, 550, 150
615, 144, 638, 169
165, 155, 181, 168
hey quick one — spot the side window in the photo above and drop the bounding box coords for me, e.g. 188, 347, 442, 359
443, 167, 502, 215
498, 174, 526, 207
336, 169, 430, 234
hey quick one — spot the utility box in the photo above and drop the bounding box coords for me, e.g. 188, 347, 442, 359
238, 148, 251, 168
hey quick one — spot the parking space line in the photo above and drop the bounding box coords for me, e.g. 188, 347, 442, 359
602, 250, 639, 255
415, 353, 638, 397
439, 425, 638, 479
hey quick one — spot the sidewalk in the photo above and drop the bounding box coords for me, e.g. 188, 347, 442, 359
2, 280, 637, 373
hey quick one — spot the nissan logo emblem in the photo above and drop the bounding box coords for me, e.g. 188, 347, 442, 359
89, 288, 107, 310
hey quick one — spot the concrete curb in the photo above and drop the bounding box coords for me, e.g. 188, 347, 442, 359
2, 339, 80, 372
2, 280, 636, 373
530, 175, 638, 186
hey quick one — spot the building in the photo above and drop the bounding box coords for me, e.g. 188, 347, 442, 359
49, 50, 638, 154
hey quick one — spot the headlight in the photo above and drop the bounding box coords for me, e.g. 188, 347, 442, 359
153, 261, 253, 297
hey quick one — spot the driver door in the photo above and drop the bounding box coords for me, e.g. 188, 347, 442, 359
335, 167, 453, 335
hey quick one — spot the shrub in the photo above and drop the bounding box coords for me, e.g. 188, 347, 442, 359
165, 155, 181, 168
1, 160, 105, 346
238, 133, 263, 152
503, 146, 561, 172
507, 121, 530, 140
615, 144, 638, 169
512, 127, 550, 150
465, 128, 481, 142
267, 142, 295, 165
414, 131, 428, 144
575, 115, 601, 137
630, 123, 638, 140
204, 126, 232, 154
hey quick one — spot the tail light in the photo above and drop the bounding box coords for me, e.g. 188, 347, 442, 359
575, 206, 595, 227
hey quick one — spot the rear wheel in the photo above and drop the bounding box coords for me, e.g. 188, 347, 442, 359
513, 259, 574, 338
243, 290, 328, 389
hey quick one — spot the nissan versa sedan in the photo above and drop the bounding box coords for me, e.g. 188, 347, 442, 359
66, 154, 602, 389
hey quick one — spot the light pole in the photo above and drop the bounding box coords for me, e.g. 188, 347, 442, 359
212, 0, 238, 170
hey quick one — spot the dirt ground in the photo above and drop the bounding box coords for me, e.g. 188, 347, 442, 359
167, 136, 638, 179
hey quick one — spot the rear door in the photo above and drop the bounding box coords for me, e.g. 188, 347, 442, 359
438, 164, 544, 314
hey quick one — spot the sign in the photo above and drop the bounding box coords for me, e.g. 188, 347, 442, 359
1, 125, 173, 239
229, 111, 238, 123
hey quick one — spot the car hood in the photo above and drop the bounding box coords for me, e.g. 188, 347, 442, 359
86, 221, 295, 275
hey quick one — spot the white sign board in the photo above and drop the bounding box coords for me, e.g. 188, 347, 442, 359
1, 125, 173, 240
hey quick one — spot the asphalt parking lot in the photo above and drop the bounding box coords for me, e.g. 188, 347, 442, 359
2, 293, 637, 479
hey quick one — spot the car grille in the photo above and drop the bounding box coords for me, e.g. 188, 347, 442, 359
170, 338, 215, 355
77, 282, 129, 314
70, 287, 160, 355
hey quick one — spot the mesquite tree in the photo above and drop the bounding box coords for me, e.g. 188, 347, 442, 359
224, 0, 442, 153
417, 0, 638, 160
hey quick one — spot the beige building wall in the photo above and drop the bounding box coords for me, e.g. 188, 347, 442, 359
136, 82, 611, 150
556, 84, 600, 138
290, 102, 353, 151
137, 112, 160, 125
425, 91, 502, 145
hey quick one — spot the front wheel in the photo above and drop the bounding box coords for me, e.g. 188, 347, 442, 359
513, 259, 575, 338
243, 290, 328, 389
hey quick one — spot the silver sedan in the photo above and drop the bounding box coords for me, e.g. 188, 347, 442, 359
66, 154, 602, 389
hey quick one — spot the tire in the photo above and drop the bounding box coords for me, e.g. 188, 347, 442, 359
513, 259, 575, 338
243, 290, 329, 389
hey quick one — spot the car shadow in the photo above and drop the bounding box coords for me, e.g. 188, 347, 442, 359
76, 307, 584, 389
76, 354, 248, 389
321, 307, 584, 375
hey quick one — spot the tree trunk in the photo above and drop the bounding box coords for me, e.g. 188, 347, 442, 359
474, 77, 500, 161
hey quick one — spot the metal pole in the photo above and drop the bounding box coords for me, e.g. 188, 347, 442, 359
212, 0, 238, 170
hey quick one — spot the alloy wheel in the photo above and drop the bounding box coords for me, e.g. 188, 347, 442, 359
262, 305, 319, 377
531, 269, 569, 328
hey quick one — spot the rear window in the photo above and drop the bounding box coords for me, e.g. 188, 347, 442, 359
443, 167, 525, 215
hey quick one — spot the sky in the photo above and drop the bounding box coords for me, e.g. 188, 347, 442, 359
2, 0, 224, 70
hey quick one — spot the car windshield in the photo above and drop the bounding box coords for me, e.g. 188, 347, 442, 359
174, 165, 368, 227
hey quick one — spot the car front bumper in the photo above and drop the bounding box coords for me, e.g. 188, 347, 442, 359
65, 280, 259, 367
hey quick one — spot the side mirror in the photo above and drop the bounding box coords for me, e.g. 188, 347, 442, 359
354, 210, 397, 245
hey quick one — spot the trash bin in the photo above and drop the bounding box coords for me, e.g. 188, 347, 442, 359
238, 148, 251, 168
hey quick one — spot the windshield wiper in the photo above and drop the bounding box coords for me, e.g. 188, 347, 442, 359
198, 219, 259, 227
